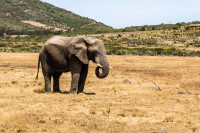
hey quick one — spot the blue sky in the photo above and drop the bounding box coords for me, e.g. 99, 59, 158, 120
41, 0, 200, 28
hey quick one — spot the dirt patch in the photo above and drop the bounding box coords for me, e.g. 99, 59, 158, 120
22, 21, 66, 31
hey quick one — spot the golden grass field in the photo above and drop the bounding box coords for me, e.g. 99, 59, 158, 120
0, 52, 200, 133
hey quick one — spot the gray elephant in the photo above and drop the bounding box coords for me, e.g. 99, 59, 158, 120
36, 35, 110, 94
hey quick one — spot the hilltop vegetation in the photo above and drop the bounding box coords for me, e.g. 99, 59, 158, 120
92, 28, 200, 56
1, 28, 200, 56
0, 0, 112, 35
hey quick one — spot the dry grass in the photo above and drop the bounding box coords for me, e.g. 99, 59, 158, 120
0, 53, 200, 133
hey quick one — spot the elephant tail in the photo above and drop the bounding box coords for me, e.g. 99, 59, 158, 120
35, 56, 41, 80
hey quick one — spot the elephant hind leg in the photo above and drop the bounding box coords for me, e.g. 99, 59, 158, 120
53, 72, 62, 93
41, 55, 53, 93
44, 75, 52, 93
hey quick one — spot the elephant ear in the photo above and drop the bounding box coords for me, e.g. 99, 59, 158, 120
68, 36, 89, 64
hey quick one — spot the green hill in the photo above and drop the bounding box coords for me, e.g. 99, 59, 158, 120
0, 0, 112, 35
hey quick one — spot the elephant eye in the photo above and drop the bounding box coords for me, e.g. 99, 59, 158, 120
94, 50, 98, 54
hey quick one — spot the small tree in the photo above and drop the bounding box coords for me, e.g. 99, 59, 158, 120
141, 26, 146, 31
152, 26, 156, 30
172, 25, 178, 30
118, 34, 122, 38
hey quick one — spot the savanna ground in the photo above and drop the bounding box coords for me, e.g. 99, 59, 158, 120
0, 52, 200, 133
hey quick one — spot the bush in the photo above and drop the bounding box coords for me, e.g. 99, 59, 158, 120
172, 25, 178, 30
141, 26, 146, 31
118, 34, 122, 38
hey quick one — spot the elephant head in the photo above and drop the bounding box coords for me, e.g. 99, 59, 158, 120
68, 35, 110, 78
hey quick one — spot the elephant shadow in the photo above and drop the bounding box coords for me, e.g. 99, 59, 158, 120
81, 92, 96, 95
33, 89, 96, 95
61, 91, 96, 95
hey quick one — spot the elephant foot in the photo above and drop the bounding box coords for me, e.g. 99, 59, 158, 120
77, 91, 84, 94
53, 89, 61, 93
70, 88, 77, 94
69, 91, 77, 94
44, 87, 51, 93
53, 91, 61, 93
44, 90, 52, 93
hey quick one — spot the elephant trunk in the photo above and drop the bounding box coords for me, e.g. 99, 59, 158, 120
95, 57, 109, 79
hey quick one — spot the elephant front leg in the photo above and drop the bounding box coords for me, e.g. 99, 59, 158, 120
69, 55, 83, 94
78, 64, 88, 94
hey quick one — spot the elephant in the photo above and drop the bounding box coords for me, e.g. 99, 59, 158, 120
35, 35, 110, 94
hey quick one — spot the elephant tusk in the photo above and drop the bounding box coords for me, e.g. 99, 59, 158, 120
110, 66, 112, 69
97, 64, 103, 68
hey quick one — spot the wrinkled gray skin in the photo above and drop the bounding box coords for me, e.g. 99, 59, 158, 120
36, 35, 110, 94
